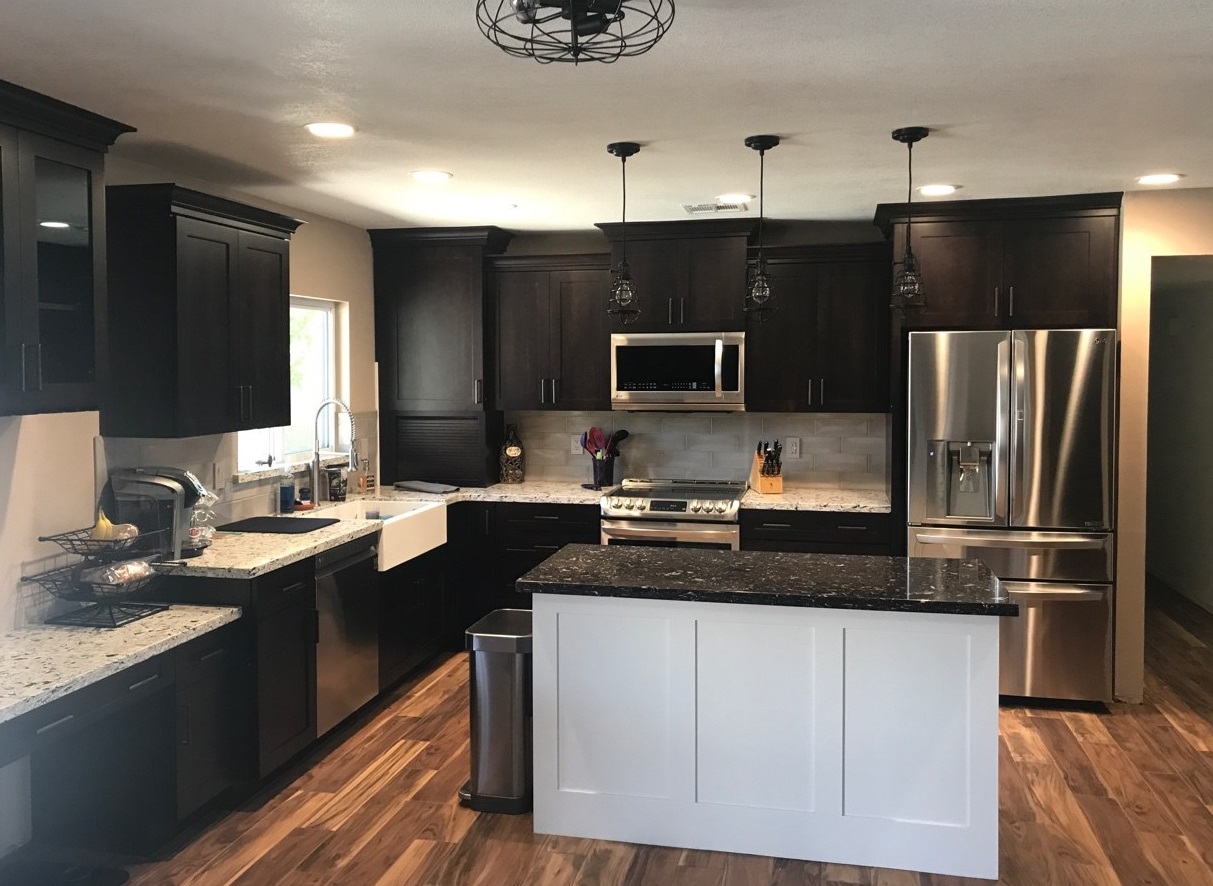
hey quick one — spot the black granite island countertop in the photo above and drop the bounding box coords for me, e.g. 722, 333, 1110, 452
517, 544, 1016, 616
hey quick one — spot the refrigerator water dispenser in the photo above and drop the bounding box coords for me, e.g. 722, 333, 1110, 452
925, 440, 994, 520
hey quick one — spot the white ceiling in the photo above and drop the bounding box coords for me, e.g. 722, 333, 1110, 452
3, 1, 1212, 234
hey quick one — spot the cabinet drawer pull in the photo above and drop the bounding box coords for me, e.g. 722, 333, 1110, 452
474, 378, 483, 404
550, 377, 559, 404
128, 673, 160, 692
668, 298, 674, 326
761, 522, 793, 529
820, 379, 825, 405
1008, 285, 1015, 317
539, 378, 547, 405
533, 515, 560, 521
836, 525, 868, 531
807, 380, 813, 407
279, 581, 308, 595
198, 647, 227, 663
679, 298, 685, 325
36, 714, 75, 735
994, 286, 1000, 317
534, 544, 563, 551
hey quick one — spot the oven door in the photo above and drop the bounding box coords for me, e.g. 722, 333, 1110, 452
600, 518, 739, 551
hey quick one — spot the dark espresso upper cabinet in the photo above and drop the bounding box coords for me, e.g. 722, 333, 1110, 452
371, 227, 513, 413
874, 193, 1121, 330
0, 80, 133, 416
102, 185, 301, 437
492, 254, 612, 411
596, 219, 753, 332
745, 243, 891, 413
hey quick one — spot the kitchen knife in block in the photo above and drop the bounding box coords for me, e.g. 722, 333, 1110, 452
749, 453, 783, 494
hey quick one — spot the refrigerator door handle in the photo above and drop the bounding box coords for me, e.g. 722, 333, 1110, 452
1003, 585, 1106, 603
995, 336, 1011, 522
1009, 331, 1028, 522
913, 531, 1107, 549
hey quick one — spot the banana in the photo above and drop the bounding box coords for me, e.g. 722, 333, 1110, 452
91, 508, 115, 540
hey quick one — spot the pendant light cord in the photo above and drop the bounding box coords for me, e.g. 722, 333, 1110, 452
620, 154, 628, 263
904, 140, 914, 260
757, 149, 765, 259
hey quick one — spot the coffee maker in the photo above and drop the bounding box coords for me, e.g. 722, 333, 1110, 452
102, 467, 213, 559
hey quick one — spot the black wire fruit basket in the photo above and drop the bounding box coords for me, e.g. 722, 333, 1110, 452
24, 527, 176, 628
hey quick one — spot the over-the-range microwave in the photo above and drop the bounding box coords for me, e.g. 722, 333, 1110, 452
610, 331, 745, 411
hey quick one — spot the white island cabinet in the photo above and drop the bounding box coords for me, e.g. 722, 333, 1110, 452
520, 545, 1012, 881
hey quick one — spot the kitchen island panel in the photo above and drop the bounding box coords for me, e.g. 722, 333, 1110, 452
552, 610, 689, 800
696, 617, 834, 813
533, 592, 1000, 880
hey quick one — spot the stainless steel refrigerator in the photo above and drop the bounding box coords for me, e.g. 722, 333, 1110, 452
906, 329, 1117, 701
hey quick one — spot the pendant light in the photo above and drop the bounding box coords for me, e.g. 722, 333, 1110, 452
890, 126, 929, 310
743, 134, 780, 320
476, 0, 676, 65
607, 141, 641, 325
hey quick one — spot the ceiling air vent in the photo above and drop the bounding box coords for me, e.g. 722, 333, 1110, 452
681, 201, 748, 216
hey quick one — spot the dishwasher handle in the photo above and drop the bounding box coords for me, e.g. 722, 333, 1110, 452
316, 545, 377, 579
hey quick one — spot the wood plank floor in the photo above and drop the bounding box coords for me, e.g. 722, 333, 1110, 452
103, 581, 1213, 885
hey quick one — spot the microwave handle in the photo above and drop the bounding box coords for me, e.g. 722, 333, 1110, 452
714, 338, 723, 398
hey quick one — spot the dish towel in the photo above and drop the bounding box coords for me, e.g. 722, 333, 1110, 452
393, 480, 460, 494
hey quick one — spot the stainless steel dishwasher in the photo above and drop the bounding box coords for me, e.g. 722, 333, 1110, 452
315, 535, 379, 736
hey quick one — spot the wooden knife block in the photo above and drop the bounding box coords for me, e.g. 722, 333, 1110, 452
749, 453, 783, 494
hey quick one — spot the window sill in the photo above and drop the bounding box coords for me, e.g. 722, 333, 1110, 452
233, 454, 353, 486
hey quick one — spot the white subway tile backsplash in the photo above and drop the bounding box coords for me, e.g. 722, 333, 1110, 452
659, 415, 714, 434
813, 451, 870, 472
842, 436, 885, 456
813, 415, 871, 437
686, 433, 741, 453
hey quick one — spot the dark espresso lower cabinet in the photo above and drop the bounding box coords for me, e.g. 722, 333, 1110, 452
740, 509, 892, 555
379, 546, 450, 690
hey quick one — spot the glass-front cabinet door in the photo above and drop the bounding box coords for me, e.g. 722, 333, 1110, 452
4, 132, 105, 414
0, 124, 19, 411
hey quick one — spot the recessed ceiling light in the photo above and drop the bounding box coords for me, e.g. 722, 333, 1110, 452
716, 193, 755, 204
410, 170, 453, 184
918, 184, 958, 197
304, 122, 355, 139
39, 221, 70, 229
1136, 173, 1183, 186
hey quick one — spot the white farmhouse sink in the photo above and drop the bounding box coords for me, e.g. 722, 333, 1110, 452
316, 499, 447, 571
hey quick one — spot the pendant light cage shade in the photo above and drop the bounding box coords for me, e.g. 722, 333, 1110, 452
476, 0, 675, 64
607, 141, 642, 325
743, 134, 780, 321
890, 126, 929, 310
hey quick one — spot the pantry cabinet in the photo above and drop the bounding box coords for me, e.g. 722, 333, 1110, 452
874, 193, 1121, 329
744, 243, 891, 413
493, 254, 613, 411
102, 185, 302, 437
0, 80, 132, 416
596, 219, 753, 332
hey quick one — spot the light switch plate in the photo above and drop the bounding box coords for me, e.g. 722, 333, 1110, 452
570, 434, 583, 455
785, 437, 801, 458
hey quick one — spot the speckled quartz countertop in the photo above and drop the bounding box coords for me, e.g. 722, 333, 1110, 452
173, 517, 381, 579
361, 481, 891, 512
175, 482, 888, 580
0, 605, 241, 725
517, 544, 1014, 616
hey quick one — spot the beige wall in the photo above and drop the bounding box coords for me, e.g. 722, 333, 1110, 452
1117, 188, 1213, 702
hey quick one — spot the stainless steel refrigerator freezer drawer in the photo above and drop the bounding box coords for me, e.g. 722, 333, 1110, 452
907, 526, 1114, 583
998, 580, 1113, 702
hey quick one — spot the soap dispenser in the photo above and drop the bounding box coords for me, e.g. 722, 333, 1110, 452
279, 466, 296, 514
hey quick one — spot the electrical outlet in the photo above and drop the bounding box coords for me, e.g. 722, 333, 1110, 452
785, 437, 801, 458
570, 434, 583, 455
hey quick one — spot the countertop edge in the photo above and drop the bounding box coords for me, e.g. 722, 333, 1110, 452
0, 605, 243, 725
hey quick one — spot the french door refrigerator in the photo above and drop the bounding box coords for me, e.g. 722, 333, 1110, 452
906, 328, 1117, 701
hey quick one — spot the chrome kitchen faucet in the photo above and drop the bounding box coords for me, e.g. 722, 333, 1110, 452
313, 398, 358, 501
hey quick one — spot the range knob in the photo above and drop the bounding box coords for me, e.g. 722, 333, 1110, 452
610, 497, 622, 508
715, 501, 728, 514
635, 500, 647, 511
690, 500, 702, 513
624, 499, 635, 510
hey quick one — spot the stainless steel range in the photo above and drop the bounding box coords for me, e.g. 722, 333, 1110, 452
600, 478, 745, 550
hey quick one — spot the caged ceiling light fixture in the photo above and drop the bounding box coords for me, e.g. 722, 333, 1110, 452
606, 141, 641, 325
476, 0, 675, 65
743, 134, 780, 320
890, 126, 929, 310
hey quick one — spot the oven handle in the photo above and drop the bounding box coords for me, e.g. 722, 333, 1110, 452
601, 520, 739, 547
714, 337, 724, 399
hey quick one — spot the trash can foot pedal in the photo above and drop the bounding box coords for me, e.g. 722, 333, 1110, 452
457, 781, 472, 806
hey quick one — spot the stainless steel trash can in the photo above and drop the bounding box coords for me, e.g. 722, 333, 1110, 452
458, 608, 532, 813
